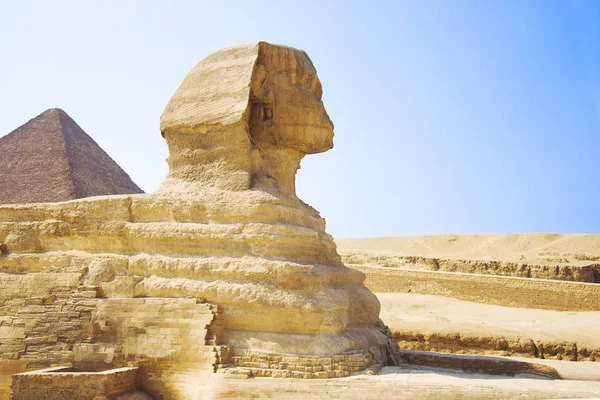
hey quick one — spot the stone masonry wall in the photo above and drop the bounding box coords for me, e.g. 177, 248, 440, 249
0, 271, 96, 369
341, 254, 599, 283
350, 264, 600, 311
10, 366, 138, 400
0, 270, 225, 370
228, 349, 376, 378
80, 298, 226, 371
0, 270, 230, 400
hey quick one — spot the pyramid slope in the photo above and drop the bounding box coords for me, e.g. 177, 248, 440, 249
56, 109, 143, 198
0, 109, 75, 204
0, 108, 143, 204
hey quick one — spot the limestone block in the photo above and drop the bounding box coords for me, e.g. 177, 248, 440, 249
85, 260, 115, 285
0, 327, 25, 340
3, 230, 40, 253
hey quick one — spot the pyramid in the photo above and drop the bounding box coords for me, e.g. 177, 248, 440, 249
0, 108, 143, 204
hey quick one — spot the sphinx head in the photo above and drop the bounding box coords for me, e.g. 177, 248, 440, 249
249, 44, 333, 153
159, 42, 333, 196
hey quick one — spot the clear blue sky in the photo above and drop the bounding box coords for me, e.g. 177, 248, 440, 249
1, 1, 598, 237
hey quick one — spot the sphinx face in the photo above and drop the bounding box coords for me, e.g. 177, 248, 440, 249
250, 47, 334, 155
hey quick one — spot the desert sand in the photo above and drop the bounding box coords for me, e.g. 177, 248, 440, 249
378, 292, 600, 348
378, 293, 600, 357
207, 366, 600, 399
338, 234, 600, 368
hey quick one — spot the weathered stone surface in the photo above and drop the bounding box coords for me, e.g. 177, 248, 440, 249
10, 366, 141, 400
337, 234, 600, 283
159, 42, 333, 196
377, 292, 600, 363
3, 231, 40, 254
350, 264, 600, 311
0, 42, 393, 399
341, 253, 598, 282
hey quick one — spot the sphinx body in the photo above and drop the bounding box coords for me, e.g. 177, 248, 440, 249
0, 43, 393, 391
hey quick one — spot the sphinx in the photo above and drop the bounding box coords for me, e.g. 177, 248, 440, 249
0, 42, 396, 386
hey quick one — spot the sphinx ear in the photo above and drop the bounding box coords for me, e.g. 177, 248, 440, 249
249, 64, 276, 146
249, 102, 275, 146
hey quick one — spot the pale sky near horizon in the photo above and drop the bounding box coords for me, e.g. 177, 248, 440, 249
1, 1, 598, 238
